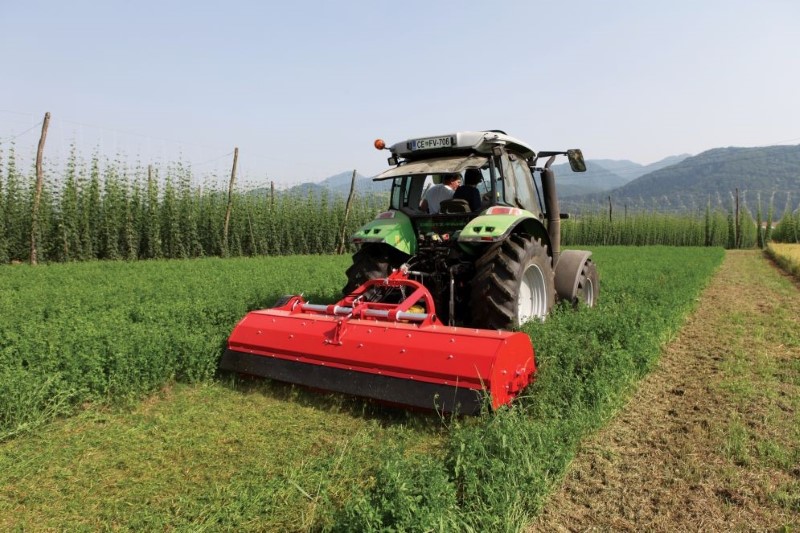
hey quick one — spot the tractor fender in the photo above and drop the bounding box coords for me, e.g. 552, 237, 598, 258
554, 249, 593, 302
458, 213, 550, 252
350, 211, 416, 256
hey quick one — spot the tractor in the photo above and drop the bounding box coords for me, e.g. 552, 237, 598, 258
221, 130, 598, 413
344, 130, 598, 329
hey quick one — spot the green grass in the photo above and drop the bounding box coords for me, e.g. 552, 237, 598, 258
0, 246, 726, 530
0, 255, 353, 439
0, 381, 443, 531
770, 482, 800, 513
722, 416, 751, 466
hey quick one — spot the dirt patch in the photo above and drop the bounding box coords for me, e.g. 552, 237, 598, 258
532, 251, 800, 531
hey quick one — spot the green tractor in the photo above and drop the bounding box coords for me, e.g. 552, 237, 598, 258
345, 130, 598, 330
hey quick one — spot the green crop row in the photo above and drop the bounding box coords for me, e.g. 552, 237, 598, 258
0, 255, 350, 439
771, 207, 800, 243
562, 207, 761, 248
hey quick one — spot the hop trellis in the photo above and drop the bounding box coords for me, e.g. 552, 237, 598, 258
0, 143, 385, 264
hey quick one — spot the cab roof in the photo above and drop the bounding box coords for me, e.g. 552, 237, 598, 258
389, 130, 536, 160
373, 154, 488, 181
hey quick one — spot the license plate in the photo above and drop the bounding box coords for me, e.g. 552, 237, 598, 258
410, 136, 453, 151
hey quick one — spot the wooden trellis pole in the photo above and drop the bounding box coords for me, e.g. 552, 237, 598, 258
734, 187, 740, 249
222, 147, 239, 255
30, 111, 51, 265
337, 169, 357, 254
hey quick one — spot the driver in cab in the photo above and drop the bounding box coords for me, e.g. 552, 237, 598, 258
420, 173, 461, 214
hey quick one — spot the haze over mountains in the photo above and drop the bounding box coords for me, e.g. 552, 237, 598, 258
288, 144, 800, 217
562, 145, 800, 216
551, 155, 691, 197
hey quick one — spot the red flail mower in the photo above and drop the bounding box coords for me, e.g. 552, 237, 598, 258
221, 269, 535, 414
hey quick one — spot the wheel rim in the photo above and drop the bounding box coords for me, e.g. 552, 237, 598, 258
581, 277, 595, 307
518, 264, 547, 323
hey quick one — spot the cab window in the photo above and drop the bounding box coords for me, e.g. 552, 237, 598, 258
390, 175, 435, 212
474, 167, 491, 195
390, 177, 408, 209
498, 155, 517, 206
509, 154, 538, 214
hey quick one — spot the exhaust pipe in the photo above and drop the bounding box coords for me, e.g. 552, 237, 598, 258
541, 155, 560, 265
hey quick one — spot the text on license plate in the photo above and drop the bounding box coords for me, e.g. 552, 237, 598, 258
410, 136, 453, 150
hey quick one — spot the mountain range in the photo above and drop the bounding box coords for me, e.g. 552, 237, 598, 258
551, 155, 690, 197
562, 145, 800, 216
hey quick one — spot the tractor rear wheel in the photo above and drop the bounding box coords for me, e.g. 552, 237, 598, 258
470, 234, 555, 330
343, 244, 406, 296
576, 259, 599, 308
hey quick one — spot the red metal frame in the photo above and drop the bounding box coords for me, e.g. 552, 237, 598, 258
225, 270, 536, 412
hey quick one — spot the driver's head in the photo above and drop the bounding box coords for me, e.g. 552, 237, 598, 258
444, 173, 461, 187
464, 168, 482, 186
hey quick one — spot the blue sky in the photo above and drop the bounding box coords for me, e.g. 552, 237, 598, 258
2, 0, 799, 186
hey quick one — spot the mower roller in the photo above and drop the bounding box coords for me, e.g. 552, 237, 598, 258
221, 270, 534, 414
222, 130, 597, 413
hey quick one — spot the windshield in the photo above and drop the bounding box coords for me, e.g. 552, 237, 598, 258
378, 151, 539, 214
388, 159, 495, 213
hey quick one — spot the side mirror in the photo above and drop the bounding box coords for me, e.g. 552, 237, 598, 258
567, 149, 586, 172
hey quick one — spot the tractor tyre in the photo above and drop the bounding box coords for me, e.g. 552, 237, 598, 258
272, 295, 295, 307
342, 244, 405, 296
575, 259, 599, 308
470, 233, 555, 330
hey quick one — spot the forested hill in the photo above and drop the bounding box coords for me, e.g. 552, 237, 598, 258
284, 170, 389, 197
554, 155, 690, 197
564, 145, 800, 216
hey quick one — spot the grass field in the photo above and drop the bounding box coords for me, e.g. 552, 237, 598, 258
0, 247, 725, 530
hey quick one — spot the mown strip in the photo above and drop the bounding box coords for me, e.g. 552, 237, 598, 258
534, 251, 800, 530
0, 381, 443, 531
336, 246, 725, 531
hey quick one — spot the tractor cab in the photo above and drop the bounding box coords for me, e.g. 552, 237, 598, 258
370, 132, 551, 245
373, 133, 544, 220
354, 131, 585, 257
